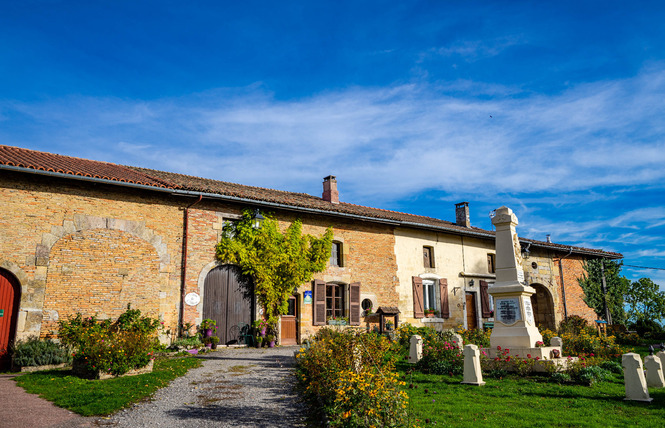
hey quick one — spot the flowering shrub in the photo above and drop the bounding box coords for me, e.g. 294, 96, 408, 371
539, 329, 556, 346
456, 326, 491, 348
58, 306, 160, 377
416, 339, 463, 375
295, 328, 408, 427
558, 330, 627, 359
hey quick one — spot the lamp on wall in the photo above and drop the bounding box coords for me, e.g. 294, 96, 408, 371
253, 209, 265, 229
468, 279, 475, 287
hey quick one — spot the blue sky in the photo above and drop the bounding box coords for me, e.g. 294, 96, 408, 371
2, 1, 664, 288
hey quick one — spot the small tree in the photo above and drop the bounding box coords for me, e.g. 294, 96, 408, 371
578, 259, 629, 324
625, 277, 665, 328
216, 210, 333, 329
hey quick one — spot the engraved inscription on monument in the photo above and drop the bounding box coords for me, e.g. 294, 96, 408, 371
523, 298, 535, 325
496, 298, 522, 325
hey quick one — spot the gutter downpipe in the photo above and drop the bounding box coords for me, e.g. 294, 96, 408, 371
557, 247, 574, 321
179, 194, 203, 336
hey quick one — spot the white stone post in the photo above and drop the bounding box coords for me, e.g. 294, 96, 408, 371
622, 353, 652, 402
452, 333, 464, 350
645, 355, 665, 388
550, 337, 563, 347
656, 350, 665, 371
409, 335, 422, 364
461, 344, 485, 386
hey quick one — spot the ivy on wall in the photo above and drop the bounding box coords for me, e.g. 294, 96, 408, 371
216, 209, 333, 328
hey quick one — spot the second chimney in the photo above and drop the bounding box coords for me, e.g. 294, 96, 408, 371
455, 202, 470, 227
322, 175, 339, 204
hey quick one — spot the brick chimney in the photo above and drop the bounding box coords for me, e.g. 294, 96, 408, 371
322, 175, 339, 204
455, 202, 470, 227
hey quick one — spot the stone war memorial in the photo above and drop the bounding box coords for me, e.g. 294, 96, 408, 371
487, 207, 562, 361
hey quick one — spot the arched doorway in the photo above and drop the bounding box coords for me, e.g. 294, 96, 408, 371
0, 269, 21, 369
530, 284, 555, 330
203, 265, 253, 345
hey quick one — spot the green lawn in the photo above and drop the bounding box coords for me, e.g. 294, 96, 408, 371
401, 368, 665, 427
14, 356, 202, 416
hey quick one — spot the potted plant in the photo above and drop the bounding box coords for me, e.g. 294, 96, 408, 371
424, 309, 438, 318
266, 334, 276, 348
252, 319, 269, 337
385, 320, 394, 331
203, 335, 220, 349
255, 336, 263, 348
199, 319, 217, 338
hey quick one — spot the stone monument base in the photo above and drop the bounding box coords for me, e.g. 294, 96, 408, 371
485, 346, 573, 373
488, 346, 562, 360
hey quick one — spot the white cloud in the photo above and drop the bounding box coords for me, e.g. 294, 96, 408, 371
2, 66, 665, 203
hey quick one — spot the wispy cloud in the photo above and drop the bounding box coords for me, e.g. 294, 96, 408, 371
2, 66, 665, 203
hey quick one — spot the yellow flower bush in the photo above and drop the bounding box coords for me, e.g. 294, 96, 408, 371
295, 328, 409, 427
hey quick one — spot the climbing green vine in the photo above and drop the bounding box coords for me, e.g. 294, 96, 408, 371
215, 209, 333, 329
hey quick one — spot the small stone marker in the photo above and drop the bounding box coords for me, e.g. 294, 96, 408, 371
409, 335, 422, 364
645, 355, 665, 388
461, 344, 485, 386
622, 353, 652, 402
656, 350, 665, 371
452, 333, 463, 349
550, 337, 563, 347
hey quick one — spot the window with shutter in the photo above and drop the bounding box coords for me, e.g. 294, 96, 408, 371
349, 282, 361, 325
439, 278, 450, 319
423, 246, 434, 268
487, 254, 495, 273
312, 279, 327, 325
412, 276, 424, 318
330, 242, 343, 267
480, 280, 493, 318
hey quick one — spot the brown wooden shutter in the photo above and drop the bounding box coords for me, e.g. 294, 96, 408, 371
313, 279, 327, 326
349, 282, 361, 325
412, 276, 424, 318
439, 278, 450, 319
480, 280, 492, 318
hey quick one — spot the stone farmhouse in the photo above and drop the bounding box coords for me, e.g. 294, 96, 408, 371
0, 144, 621, 354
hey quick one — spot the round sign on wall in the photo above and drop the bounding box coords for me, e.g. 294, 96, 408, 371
184, 292, 201, 306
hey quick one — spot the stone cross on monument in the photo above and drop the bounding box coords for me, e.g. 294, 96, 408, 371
489, 206, 543, 355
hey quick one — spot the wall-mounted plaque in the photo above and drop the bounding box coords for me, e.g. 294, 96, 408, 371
496, 298, 522, 325
523, 298, 535, 325
303, 290, 313, 304
184, 292, 201, 306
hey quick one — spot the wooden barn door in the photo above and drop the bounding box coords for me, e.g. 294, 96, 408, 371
203, 265, 253, 345
0, 269, 20, 369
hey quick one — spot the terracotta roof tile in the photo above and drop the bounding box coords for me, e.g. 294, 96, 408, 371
0, 144, 622, 259
0, 145, 177, 189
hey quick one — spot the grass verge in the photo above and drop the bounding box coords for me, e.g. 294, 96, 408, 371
14, 356, 202, 416
400, 367, 665, 427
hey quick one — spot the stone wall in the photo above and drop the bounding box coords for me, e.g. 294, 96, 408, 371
0, 172, 183, 340
559, 256, 597, 323
284, 212, 400, 341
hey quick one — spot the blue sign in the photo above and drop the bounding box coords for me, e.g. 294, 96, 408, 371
303, 291, 313, 304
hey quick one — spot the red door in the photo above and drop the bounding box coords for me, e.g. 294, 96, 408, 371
0, 270, 20, 368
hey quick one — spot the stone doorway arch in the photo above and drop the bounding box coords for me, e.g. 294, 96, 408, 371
530, 283, 555, 330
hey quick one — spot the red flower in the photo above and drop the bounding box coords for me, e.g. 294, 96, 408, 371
527, 354, 532, 358
497, 346, 502, 350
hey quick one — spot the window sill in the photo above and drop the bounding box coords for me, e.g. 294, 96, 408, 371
421, 317, 445, 323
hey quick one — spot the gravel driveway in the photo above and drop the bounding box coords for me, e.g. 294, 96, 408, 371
97, 346, 309, 428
